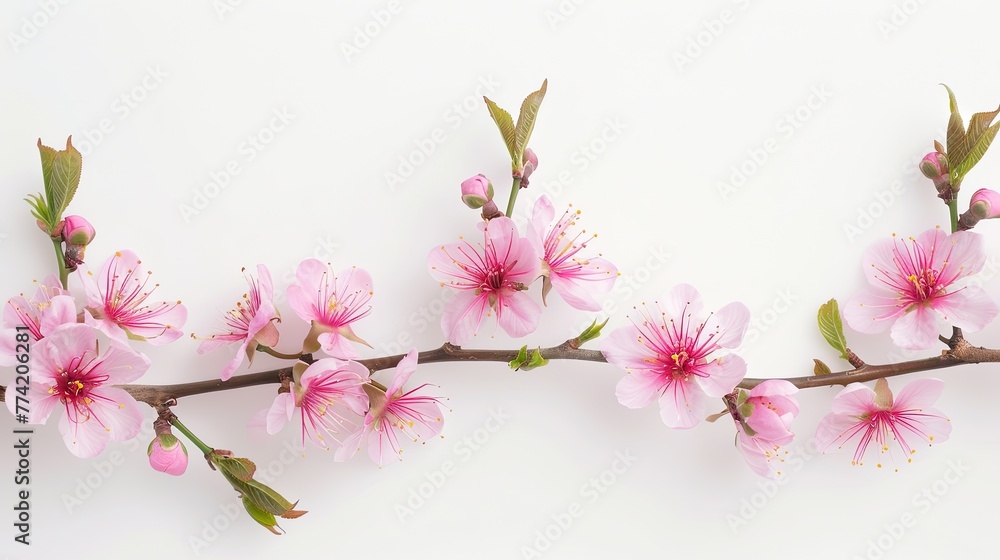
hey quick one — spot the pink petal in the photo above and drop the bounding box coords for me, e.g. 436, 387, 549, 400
97, 341, 152, 385
746, 407, 794, 445
0, 329, 18, 367
90, 387, 144, 442
829, 383, 875, 416
843, 287, 904, 334
6, 384, 58, 424
334, 423, 367, 462
738, 432, 778, 478
933, 286, 998, 333
387, 349, 419, 396
861, 236, 904, 288
219, 339, 251, 381
615, 370, 668, 409
504, 237, 541, 286
814, 411, 863, 453
527, 195, 556, 256
749, 379, 799, 398
925, 229, 986, 285
663, 284, 704, 323
427, 242, 484, 289
398, 401, 445, 440
266, 392, 295, 435
59, 412, 110, 458
440, 290, 490, 346
549, 257, 617, 311
285, 284, 318, 323
293, 258, 329, 299
368, 426, 403, 466
906, 406, 952, 444
694, 355, 746, 398
658, 378, 706, 429
892, 378, 944, 411
128, 304, 187, 346
33, 324, 98, 382
702, 301, 750, 349
317, 331, 360, 360
495, 291, 541, 339
890, 306, 940, 350
39, 295, 78, 335
602, 326, 656, 371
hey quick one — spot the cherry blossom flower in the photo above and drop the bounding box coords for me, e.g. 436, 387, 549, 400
1, 275, 75, 366
264, 359, 370, 455
5, 324, 150, 458
286, 259, 373, 359
428, 217, 541, 345
339, 349, 445, 467
79, 250, 187, 345
844, 228, 998, 349
528, 195, 617, 311
815, 378, 951, 469
729, 380, 799, 478
195, 265, 280, 381
602, 284, 750, 428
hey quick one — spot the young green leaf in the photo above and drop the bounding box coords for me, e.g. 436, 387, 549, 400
508, 345, 529, 370
37, 139, 57, 213
484, 97, 517, 162
817, 299, 849, 360
242, 495, 283, 535
513, 79, 547, 167
520, 348, 549, 371
577, 317, 610, 345
49, 137, 82, 220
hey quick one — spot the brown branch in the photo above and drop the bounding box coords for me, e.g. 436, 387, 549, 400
2, 337, 999, 409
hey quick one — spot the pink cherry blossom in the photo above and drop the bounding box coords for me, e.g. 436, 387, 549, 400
730, 380, 799, 478
428, 216, 541, 345
148, 433, 188, 476
1, 275, 75, 366
79, 250, 187, 345
286, 259, 373, 359
815, 378, 951, 469
340, 349, 445, 467
264, 358, 370, 455
602, 284, 750, 429
844, 228, 998, 349
528, 195, 618, 311
5, 324, 150, 458
196, 265, 280, 381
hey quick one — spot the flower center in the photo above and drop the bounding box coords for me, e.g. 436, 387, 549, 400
483, 266, 506, 292
906, 269, 940, 300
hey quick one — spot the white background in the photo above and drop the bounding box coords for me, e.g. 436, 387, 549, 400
2, 1, 999, 559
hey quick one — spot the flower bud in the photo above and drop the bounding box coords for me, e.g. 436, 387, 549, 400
461, 174, 494, 209
521, 148, 539, 186
61, 215, 96, 270
147, 432, 188, 476
919, 152, 948, 180
62, 215, 96, 246
970, 188, 1000, 219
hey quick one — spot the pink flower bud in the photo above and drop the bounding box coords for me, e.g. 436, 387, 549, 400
147, 433, 188, 476
521, 148, 538, 183
919, 152, 948, 181
970, 188, 1000, 219
62, 215, 96, 246
461, 174, 494, 209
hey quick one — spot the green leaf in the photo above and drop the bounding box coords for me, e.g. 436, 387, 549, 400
49, 137, 82, 220
520, 348, 549, 371
513, 79, 548, 167
24, 193, 52, 227
813, 358, 832, 376
954, 121, 1000, 181
213, 455, 257, 482
577, 318, 609, 345
484, 96, 517, 162
37, 139, 57, 213
817, 299, 849, 361
508, 345, 529, 370
242, 495, 282, 535
240, 478, 298, 516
